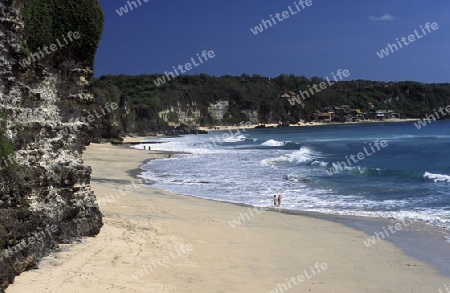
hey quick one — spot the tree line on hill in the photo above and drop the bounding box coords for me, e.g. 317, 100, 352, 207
89, 73, 450, 139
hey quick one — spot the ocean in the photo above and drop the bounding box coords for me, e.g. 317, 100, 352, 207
137, 121, 450, 232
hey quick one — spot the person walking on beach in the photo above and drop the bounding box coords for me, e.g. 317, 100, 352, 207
277, 194, 282, 207
273, 195, 278, 206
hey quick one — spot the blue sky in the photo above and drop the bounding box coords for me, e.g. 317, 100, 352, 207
95, 0, 449, 83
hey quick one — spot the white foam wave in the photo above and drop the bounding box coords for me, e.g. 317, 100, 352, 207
223, 134, 246, 142
131, 143, 152, 150
261, 139, 287, 147
134, 136, 229, 155
261, 147, 322, 167
285, 174, 313, 183
311, 161, 328, 167
308, 209, 450, 228
424, 172, 450, 183
133, 132, 450, 232
330, 163, 366, 174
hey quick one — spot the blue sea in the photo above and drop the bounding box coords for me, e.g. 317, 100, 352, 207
137, 121, 450, 232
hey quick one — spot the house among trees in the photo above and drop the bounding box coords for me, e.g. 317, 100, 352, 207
368, 109, 400, 120
309, 104, 398, 123
322, 106, 335, 114
373, 110, 387, 120
318, 112, 333, 122
352, 109, 367, 120
340, 105, 351, 113
92, 73, 450, 131
388, 110, 400, 119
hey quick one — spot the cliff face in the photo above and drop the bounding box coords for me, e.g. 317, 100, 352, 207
159, 102, 202, 126
0, 1, 103, 291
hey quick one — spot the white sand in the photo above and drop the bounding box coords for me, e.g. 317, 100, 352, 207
7, 143, 447, 293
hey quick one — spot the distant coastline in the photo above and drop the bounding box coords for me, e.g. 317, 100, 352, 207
198, 118, 420, 132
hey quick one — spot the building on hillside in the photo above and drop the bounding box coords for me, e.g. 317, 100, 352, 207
318, 112, 333, 122
352, 109, 367, 120
340, 105, 351, 113
281, 92, 305, 107
322, 106, 335, 114
386, 110, 400, 119
374, 110, 387, 120
333, 106, 343, 114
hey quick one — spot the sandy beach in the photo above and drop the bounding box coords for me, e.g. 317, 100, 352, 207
7, 142, 449, 293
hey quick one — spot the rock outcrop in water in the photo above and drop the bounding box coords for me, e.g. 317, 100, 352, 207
0, 0, 104, 291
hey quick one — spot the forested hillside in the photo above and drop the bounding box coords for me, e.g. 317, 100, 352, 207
92, 74, 450, 133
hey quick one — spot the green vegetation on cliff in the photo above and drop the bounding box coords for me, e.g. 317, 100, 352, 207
23, 0, 104, 67
92, 74, 450, 131
0, 113, 16, 172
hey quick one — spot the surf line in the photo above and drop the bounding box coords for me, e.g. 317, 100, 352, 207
326, 140, 388, 176
199, 121, 252, 149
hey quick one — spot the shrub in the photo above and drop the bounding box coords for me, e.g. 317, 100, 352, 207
23, 0, 104, 67
0, 113, 17, 172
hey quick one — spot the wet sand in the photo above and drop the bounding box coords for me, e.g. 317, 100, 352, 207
7, 142, 449, 293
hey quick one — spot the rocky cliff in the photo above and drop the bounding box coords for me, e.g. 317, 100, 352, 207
0, 0, 104, 291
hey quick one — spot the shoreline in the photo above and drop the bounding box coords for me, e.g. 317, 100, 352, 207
7, 142, 449, 292
137, 179, 450, 277
198, 118, 420, 131
132, 145, 450, 277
